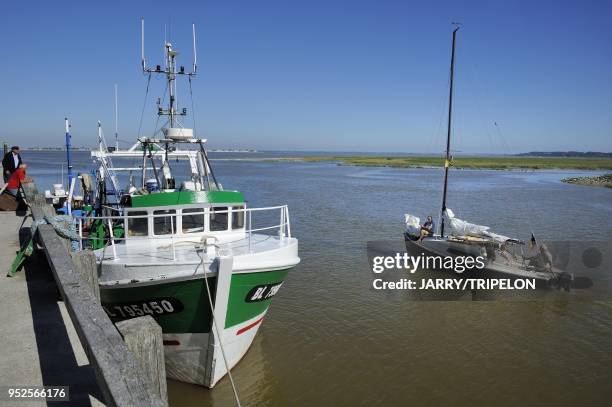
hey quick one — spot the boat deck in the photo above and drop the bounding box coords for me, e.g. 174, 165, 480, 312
407, 236, 558, 281
97, 233, 300, 285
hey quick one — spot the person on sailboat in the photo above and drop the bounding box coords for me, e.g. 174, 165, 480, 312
524, 234, 552, 272
418, 215, 435, 241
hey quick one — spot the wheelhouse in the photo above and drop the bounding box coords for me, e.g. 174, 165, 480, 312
124, 203, 246, 240
81, 132, 291, 256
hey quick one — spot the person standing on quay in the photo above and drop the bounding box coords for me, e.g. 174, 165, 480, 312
5, 164, 32, 197
2, 146, 23, 183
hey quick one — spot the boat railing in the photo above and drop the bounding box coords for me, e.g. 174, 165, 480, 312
73, 205, 292, 261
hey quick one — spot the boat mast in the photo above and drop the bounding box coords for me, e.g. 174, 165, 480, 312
440, 26, 459, 237
141, 18, 194, 129
165, 41, 177, 127
65, 117, 73, 186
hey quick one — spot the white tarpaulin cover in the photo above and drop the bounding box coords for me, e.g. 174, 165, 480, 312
444, 208, 512, 243
404, 214, 421, 236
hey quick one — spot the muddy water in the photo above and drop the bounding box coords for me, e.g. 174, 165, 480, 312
27, 151, 612, 406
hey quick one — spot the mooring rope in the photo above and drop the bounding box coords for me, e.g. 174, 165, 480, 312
31, 215, 81, 251
196, 248, 242, 407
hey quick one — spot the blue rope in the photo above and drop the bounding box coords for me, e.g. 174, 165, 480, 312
35, 215, 81, 251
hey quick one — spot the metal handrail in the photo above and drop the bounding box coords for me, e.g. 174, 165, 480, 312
77, 225, 287, 244
75, 205, 292, 260
73, 205, 286, 220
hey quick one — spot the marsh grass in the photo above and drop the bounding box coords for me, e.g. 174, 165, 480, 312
300, 156, 612, 170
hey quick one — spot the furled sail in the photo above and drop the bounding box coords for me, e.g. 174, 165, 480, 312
444, 208, 513, 244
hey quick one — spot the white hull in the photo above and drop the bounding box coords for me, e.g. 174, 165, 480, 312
164, 310, 267, 387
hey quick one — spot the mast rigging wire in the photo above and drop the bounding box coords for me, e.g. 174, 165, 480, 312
137, 73, 152, 139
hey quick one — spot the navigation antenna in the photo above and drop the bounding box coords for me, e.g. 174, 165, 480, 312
141, 18, 197, 129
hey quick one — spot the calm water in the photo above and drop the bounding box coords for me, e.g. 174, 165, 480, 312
25, 151, 612, 407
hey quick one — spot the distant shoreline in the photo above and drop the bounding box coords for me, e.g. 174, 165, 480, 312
18, 147, 258, 153
293, 156, 612, 171
516, 151, 611, 158
13, 149, 612, 171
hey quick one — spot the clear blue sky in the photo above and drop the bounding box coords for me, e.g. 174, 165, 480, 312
1, 0, 610, 153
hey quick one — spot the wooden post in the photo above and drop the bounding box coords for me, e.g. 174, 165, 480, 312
70, 250, 100, 302
116, 316, 168, 406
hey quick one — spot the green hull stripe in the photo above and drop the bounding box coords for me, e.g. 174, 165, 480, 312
100, 278, 216, 334
225, 269, 289, 328
100, 268, 292, 334
131, 190, 244, 208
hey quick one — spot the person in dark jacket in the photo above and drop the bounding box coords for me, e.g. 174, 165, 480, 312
2, 146, 23, 182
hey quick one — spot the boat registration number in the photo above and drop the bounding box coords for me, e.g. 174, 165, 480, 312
245, 282, 284, 303
102, 297, 184, 320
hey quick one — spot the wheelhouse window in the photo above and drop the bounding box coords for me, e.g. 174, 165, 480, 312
182, 208, 205, 233
210, 206, 228, 231
127, 211, 148, 237
232, 206, 245, 229
153, 209, 176, 235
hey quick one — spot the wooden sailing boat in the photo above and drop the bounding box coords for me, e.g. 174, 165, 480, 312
403, 27, 575, 289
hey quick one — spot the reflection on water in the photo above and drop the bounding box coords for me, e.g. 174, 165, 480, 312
25, 151, 612, 407
167, 337, 273, 407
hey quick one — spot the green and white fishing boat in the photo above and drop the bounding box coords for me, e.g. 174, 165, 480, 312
69, 21, 299, 387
